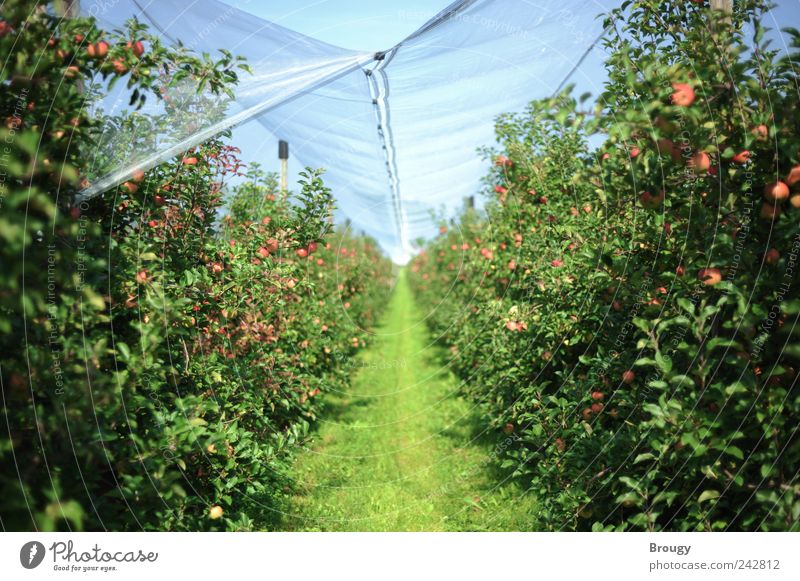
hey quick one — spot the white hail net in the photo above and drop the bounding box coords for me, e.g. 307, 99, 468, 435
80, 0, 615, 263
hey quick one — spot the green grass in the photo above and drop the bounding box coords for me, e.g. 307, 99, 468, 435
282, 269, 539, 531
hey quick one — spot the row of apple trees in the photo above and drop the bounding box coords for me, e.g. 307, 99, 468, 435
410, 0, 799, 531
0, 2, 392, 530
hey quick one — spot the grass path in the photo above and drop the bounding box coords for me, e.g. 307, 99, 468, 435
283, 270, 537, 531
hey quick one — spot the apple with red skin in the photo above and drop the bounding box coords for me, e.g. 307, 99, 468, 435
763, 181, 789, 203
555, 438, 566, 452
786, 165, 800, 186
296, 248, 308, 258
639, 190, 665, 209
622, 370, 635, 384
494, 185, 507, 195
676, 264, 685, 277
122, 181, 138, 194
591, 391, 604, 401
655, 138, 681, 161
689, 151, 711, 173
753, 124, 768, 140
308, 241, 318, 253
182, 156, 198, 166
582, 408, 592, 420
538, 196, 548, 204
765, 248, 780, 265
97, 41, 109, 57
112, 59, 128, 74
135, 270, 149, 284
127, 40, 145, 58
494, 155, 513, 168
760, 202, 781, 220
671, 82, 695, 106
503, 423, 514, 434
732, 150, 750, 165
698, 267, 722, 286
550, 259, 563, 267
591, 402, 604, 414
256, 247, 270, 258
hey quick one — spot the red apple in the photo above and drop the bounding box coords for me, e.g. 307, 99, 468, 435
763, 181, 789, 203
689, 151, 711, 173
591, 391, 604, 401
296, 248, 308, 258
732, 150, 750, 165
671, 82, 695, 106
127, 40, 145, 58
182, 156, 198, 166
550, 259, 563, 267
785, 165, 800, 186
622, 370, 635, 384
760, 202, 781, 220
112, 59, 128, 74
765, 248, 780, 265
591, 402, 604, 414
698, 267, 722, 286
257, 247, 270, 258
639, 190, 665, 209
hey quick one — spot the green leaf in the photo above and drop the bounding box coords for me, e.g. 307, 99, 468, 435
698, 490, 720, 503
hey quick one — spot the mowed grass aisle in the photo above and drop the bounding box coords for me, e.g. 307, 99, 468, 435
283, 270, 538, 531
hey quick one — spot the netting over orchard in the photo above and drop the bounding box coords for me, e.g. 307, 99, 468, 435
81, 0, 614, 262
